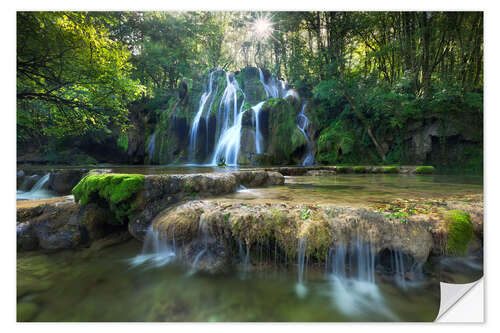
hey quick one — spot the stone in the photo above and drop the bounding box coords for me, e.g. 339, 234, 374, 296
48, 169, 88, 195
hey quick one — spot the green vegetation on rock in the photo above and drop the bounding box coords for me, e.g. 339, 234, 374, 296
353, 166, 369, 173
445, 210, 474, 255
415, 166, 436, 174
72, 174, 145, 223
381, 166, 399, 173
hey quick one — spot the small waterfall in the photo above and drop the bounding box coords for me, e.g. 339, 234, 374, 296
189, 70, 218, 161
295, 236, 308, 298
252, 101, 266, 154
147, 131, 157, 161
297, 103, 314, 166
210, 111, 245, 166
17, 173, 53, 200
390, 249, 425, 289
188, 217, 211, 275
325, 237, 398, 320
258, 68, 279, 98
238, 241, 251, 279
129, 225, 177, 268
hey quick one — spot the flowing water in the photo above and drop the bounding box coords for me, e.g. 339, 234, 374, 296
252, 101, 265, 154
297, 103, 314, 166
17, 173, 482, 321
17, 173, 55, 200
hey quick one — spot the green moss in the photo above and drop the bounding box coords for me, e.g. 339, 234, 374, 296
381, 166, 400, 173
336, 166, 352, 173
117, 133, 128, 152
303, 220, 332, 260
72, 174, 145, 224
445, 210, 474, 255
353, 166, 368, 173
415, 166, 435, 174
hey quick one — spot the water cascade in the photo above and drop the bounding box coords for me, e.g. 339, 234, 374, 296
297, 103, 314, 166
129, 225, 177, 268
189, 217, 212, 275
252, 101, 266, 154
210, 73, 246, 165
189, 70, 220, 161
147, 131, 157, 161
295, 236, 308, 298
258, 68, 279, 98
324, 236, 397, 320
17, 173, 54, 200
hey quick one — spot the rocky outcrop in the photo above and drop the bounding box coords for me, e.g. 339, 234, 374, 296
149, 199, 482, 273
17, 171, 285, 252
128, 171, 285, 240
47, 169, 88, 195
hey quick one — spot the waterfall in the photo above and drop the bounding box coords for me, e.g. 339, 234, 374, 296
147, 131, 157, 161
189, 70, 218, 161
211, 111, 245, 166
295, 236, 308, 298
188, 217, 211, 275
297, 103, 314, 166
252, 101, 265, 154
17, 173, 54, 200
238, 241, 251, 279
129, 225, 177, 268
258, 68, 279, 98
390, 249, 425, 289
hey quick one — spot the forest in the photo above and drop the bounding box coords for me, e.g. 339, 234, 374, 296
17, 11, 483, 171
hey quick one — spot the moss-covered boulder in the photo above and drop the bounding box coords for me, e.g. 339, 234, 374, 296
235, 67, 267, 105
415, 166, 436, 174
72, 174, 145, 224
445, 210, 474, 255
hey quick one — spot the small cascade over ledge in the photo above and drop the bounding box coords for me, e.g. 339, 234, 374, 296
297, 103, 314, 166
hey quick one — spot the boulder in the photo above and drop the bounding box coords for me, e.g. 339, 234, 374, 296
48, 169, 87, 195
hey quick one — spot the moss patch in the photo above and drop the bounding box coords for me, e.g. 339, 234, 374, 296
445, 210, 474, 255
415, 166, 435, 174
72, 174, 145, 224
381, 166, 399, 174
353, 166, 369, 173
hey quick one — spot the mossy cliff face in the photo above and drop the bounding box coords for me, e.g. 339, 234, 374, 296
234, 67, 267, 105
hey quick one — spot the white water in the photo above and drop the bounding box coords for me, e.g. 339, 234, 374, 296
324, 237, 398, 320
295, 236, 308, 298
258, 68, 280, 98
252, 101, 266, 154
147, 131, 157, 161
297, 103, 314, 166
17, 173, 54, 200
211, 111, 245, 166
129, 225, 177, 268
189, 70, 219, 161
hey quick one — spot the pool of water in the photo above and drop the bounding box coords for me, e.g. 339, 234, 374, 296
223, 174, 483, 207
18, 240, 447, 322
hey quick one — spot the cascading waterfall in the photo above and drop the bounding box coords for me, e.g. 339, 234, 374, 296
252, 101, 266, 154
147, 131, 157, 161
324, 235, 398, 320
297, 103, 314, 166
189, 70, 219, 161
295, 236, 308, 298
130, 225, 177, 268
211, 111, 245, 166
189, 217, 211, 275
258, 68, 280, 98
17, 173, 53, 200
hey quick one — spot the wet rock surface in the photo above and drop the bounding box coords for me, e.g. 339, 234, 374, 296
150, 199, 483, 273
48, 169, 88, 195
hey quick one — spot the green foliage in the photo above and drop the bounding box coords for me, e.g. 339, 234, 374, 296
17, 12, 144, 140
336, 166, 352, 173
72, 174, 145, 223
299, 208, 311, 220
183, 185, 198, 197
217, 157, 227, 167
117, 133, 129, 152
445, 210, 474, 255
415, 166, 435, 174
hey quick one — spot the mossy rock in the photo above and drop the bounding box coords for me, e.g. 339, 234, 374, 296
381, 166, 400, 174
415, 166, 435, 174
336, 166, 353, 174
445, 210, 474, 255
72, 174, 145, 224
353, 166, 369, 173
